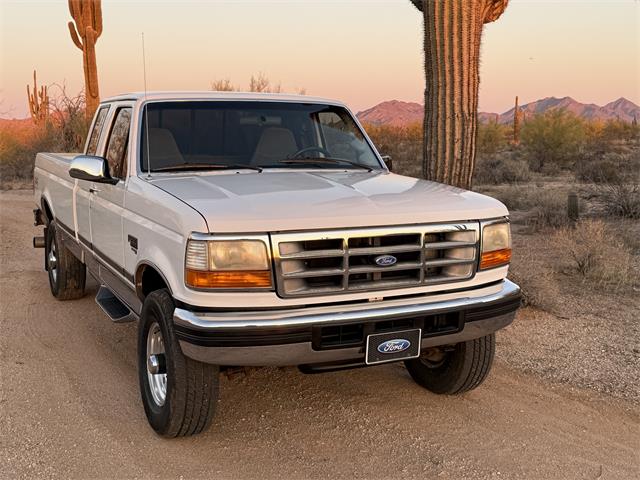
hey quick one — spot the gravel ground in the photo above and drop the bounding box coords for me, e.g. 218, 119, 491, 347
502, 227, 640, 404
1, 190, 639, 479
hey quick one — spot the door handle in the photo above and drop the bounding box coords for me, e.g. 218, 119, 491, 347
89, 187, 101, 194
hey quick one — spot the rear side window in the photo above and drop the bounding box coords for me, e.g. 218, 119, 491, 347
104, 107, 132, 180
86, 106, 109, 155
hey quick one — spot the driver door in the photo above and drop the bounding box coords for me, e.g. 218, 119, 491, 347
89, 103, 133, 278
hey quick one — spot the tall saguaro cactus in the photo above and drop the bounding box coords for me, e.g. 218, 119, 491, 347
67, 0, 103, 118
410, 0, 509, 188
26, 70, 49, 125
513, 95, 521, 145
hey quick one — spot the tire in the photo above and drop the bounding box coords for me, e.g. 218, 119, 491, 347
138, 289, 220, 437
46, 220, 86, 300
404, 334, 495, 395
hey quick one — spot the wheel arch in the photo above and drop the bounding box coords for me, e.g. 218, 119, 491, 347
41, 196, 54, 225
135, 262, 174, 302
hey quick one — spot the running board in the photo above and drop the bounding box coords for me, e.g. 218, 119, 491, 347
95, 286, 136, 323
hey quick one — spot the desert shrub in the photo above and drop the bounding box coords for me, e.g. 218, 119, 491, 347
474, 153, 531, 185
521, 109, 585, 172
525, 189, 571, 228
508, 255, 559, 311
363, 122, 422, 177
492, 186, 570, 227
477, 121, 509, 156
0, 87, 88, 187
600, 119, 640, 144
574, 152, 625, 184
551, 219, 637, 290
595, 183, 640, 219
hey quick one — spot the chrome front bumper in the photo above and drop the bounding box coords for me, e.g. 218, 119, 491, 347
174, 279, 521, 367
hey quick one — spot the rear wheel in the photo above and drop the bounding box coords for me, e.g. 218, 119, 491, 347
46, 220, 86, 300
138, 289, 220, 437
404, 334, 495, 395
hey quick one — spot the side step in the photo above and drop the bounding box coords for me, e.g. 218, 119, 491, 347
95, 286, 136, 323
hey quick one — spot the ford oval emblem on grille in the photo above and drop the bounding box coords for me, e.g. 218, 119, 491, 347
377, 339, 411, 354
374, 254, 397, 267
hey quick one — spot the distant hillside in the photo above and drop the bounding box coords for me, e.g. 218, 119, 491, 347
357, 100, 423, 126
486, 97, 640, 124
359, 97, 640, 126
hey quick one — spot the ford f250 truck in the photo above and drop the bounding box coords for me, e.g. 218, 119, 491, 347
33, 92, 520, 437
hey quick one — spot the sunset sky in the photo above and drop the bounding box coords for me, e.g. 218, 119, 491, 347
1, 0, 638, 119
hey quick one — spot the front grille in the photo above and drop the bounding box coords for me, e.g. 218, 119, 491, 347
272, 223, 479, 298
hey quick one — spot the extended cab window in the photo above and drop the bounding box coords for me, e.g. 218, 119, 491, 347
86, 106, 109, 155
105, 107, 132, 180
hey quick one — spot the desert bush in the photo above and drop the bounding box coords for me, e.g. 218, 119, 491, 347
520, 109, 585, 172
474, 152, 531, 185
595, 183, 640, 219
508, 257, 560, 311
574, 152, 624, 183
0, 87, 88, 187
476, 121, 509, 156
0, 125, 60, 182
363, 122, 422, 177
525, 189, 571, 228
551, 219, 637, 290
492, 186, 570, 227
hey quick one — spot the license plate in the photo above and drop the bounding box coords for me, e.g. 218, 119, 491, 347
365, 328, 421, 365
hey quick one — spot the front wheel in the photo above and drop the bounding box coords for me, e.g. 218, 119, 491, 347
138, 289, 220, 437
404, 334, 495, 395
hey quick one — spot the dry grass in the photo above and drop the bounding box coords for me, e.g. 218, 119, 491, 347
550, 219, 638, 291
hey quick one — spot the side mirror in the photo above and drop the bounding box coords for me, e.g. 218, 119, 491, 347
381, 155, 393, 172
69, 155, 118, 184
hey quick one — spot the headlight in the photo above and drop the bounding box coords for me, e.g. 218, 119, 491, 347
185, 238, 272, 289
480, 221, 512, 270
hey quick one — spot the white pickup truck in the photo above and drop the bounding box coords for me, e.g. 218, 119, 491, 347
33, 92, 520, 437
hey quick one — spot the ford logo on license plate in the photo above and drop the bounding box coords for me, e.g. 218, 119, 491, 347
377, 339, 411, 354
374, 254, 397, 267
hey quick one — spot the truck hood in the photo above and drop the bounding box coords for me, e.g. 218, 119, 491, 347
149, 170, 508, 233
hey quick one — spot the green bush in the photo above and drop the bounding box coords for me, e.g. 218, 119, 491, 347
521, 109, 585, 172
477, 121, 509, 156
363, 122, 422, 178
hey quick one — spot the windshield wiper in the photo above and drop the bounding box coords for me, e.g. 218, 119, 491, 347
277, 157, 373, 172
152, 163, 263, 173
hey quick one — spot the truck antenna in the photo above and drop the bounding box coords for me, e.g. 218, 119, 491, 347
142, 32, 151, 179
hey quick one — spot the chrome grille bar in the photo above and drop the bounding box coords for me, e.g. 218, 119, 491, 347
271, 223, 479, 298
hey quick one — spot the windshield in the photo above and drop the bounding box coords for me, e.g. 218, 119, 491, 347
140, 101, 382, 172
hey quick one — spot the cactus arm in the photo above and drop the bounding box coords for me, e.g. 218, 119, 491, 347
68, 0, 85, 36
483, 0, 509, 23
68, 21, 83, 49
410, 0, 424, 11
93, 0, 103, 37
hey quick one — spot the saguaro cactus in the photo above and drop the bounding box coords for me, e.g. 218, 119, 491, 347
67, 0, 102, 118
26, 70, 49, 125
513, 95, 521, 145
410, 0, 509, 188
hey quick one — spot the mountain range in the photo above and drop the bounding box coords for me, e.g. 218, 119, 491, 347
357, 97, 640, 126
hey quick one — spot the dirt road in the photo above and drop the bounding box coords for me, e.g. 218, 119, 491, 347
1, 190, 638, 479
